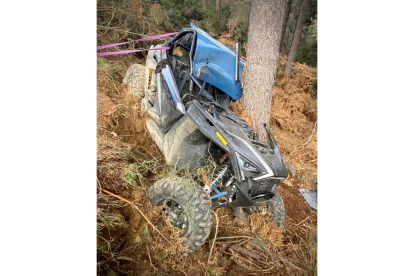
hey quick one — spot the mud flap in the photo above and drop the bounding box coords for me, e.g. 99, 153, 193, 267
299, 188, 317, 210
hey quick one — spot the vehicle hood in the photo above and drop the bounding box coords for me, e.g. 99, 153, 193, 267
191, 23, 246, 100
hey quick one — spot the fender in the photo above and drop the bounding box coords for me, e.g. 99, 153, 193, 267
185, 103, 243, 182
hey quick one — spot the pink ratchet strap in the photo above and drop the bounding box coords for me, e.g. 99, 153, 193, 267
97, 46, 172, 57
97, 32, 178, 56
97, 32, 178, 50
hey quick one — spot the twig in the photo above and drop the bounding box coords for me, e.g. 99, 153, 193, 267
176, 265, 189, 276
98, 235, 117, 263
292, 223, 313, 229
97, 8, 141, 22
249, 242, 272, 261
223, 251, 262, 269
215, 239, 249, 244
215, 236, 254, 240
260, 266, 276, 272
306, 159, 318, 163
297, 216, 310, 226
252, 232, 280, 265
218, 225, 247, 231
273, 249, 296, 276
284, 259, 306, 273
208, 210, 219, 265
232, 245, 261, 261
115, 256, 134, 262
303, 121, 317, 146
147, 245, 157, 271
97, 178, 102, 192
236, 239, 251, 247
107, 10, 115, 27
102, 189, 171, 245
289, 240, 302, 260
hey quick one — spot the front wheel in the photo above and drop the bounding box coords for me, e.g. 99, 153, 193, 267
232, 189, 285, 227
149, 177, 213, 253
267, 190, 285, 226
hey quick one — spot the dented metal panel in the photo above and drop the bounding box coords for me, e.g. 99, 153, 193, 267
190, 23, 246, 100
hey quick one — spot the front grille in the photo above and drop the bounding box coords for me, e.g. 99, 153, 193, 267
250, 179, 280, 197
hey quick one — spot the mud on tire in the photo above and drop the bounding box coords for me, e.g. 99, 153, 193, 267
149, 177, 213, 253
123, 64, 145, 99
267, 190, 285, 226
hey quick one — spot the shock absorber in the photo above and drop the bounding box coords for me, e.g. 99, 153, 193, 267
202, 165, 228, 194
219, 153, 229, 164
211, 165, 228, 187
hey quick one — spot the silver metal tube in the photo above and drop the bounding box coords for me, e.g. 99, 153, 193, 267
234, 42, 241, 84
225, 175, 235, 187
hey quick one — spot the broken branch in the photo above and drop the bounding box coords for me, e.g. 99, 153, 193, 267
102, 189, 171, 245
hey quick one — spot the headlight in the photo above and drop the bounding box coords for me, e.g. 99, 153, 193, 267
236, 153, 263, 173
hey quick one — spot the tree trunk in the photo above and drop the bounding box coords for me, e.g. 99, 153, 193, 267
202, 0, 207, 10
284, 0, 310, 77
216, 0, 222, 29
242, 0, 286, 141
279, 0, 292, 52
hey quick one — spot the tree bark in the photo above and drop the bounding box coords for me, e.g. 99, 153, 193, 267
202, 0, 207, 10
279, 0, 292, 52
242, 0, 286, 141
284, 0, 310, 77
216, 0, 222, 29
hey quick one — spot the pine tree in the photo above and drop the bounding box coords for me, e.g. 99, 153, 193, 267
284, 0, 310, 77
279, 0, 293, 51
242, 0, 286, 141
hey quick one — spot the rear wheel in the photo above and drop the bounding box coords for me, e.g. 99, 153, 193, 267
123, 64, 145, 99
149, 177, 213, 253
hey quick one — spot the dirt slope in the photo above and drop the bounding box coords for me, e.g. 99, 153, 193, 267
97, 52, 317, 275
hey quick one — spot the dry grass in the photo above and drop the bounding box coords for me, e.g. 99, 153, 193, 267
231, 55, 318, 189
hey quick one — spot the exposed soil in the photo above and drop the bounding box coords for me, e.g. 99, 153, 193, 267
97, 63, 161, 157
97, 46, 317, 275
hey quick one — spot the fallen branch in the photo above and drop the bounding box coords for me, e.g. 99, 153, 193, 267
275, 248, 306, 274
223, 251, 262, 269
252, 232, 283, 267
102, 189, 171, 245
232, 245, 261, 261
303, 120, 317, 146
284, 259, 306, 273
208, 210, 219, 265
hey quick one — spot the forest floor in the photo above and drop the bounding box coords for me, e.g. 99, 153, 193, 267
97, 34, 317, 276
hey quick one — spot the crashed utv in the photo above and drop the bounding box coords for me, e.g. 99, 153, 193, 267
123, 24, 289, 253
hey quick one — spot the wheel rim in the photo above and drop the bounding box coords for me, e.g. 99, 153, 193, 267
162, 199, 188, 234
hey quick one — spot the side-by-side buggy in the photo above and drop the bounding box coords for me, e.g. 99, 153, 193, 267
123, 24, 289, 253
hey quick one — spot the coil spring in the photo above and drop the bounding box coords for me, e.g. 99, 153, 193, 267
211, 166, 228, 187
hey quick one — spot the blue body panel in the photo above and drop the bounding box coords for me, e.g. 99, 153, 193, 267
190, 23, 246, 101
